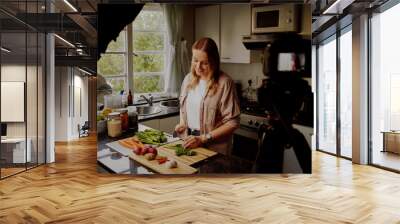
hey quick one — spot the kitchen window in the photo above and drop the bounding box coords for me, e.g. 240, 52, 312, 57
98, 30, 127, 93
97, 4, 167, 95
132, 6, 166, 94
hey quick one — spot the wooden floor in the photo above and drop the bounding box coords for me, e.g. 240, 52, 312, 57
1, 135, 400, 223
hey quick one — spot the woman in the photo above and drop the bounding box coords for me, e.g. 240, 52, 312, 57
174, 37, 240, 155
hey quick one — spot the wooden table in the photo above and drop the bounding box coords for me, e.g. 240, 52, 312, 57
381, 131, 400, 154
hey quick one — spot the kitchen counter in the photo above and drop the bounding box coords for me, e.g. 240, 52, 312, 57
132, 96, 177, 106
97, 124, 254, 174
137, 103, 179, 122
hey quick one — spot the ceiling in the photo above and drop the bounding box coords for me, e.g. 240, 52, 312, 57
0, 0, 101, 72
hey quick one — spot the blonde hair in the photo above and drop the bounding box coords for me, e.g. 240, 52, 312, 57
187, 37, 220, 95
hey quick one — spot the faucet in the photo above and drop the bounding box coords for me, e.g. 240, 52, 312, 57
140, 94, 153, 106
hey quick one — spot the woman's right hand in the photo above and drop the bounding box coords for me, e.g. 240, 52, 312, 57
174, 123, 186, 134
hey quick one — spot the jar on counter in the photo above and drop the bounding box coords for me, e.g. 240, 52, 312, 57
117, 108, 129, 131
128, 110, 138, 132
107, 112, 122, 137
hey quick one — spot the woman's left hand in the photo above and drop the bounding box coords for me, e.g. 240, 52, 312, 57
183, 135, 204, 149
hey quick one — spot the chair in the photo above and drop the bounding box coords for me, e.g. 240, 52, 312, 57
78, 121, 90, 138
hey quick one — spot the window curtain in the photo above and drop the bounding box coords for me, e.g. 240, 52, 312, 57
162, 4, 190, 95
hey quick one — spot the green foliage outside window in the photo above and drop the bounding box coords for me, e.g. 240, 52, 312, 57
106, 31, 126, 52
97, 54, 125, 76
133, 32, 163, 51
98, 7, 166, 95
106, 77, 125, 93
133, 10, 164, 31
133, 54, 164, 72
134, 75, 163, 93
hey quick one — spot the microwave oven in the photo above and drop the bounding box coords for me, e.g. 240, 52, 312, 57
252, 4, 299, 34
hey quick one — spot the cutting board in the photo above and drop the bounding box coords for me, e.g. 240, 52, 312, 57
126, 150, 197, 175
157, 140, 218, 166
107, 139, 197, 174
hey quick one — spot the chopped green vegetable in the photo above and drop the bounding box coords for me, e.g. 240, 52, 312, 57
136, 129, 167, 145
164, 144, 197, 156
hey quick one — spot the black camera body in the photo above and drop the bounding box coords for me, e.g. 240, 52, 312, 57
255, 35, 312, 173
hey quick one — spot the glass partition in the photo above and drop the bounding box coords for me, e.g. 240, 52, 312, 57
317, 35, 337, 154
371, 3, 400, 171
0, 31, 28, 178
339, 27, 352, 158
0, 1, 46, 179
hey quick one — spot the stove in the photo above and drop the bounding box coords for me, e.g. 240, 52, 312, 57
240, 113, 269, 130
239, 104, 270, 129
232, 106, 270, 163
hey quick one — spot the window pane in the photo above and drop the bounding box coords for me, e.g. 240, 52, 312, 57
105, 77, 126, 94
133, 32, 164, 51
340, 29, 352, 158
98, 54, 125, 76
371, 3, 400, 171
133, 10, 164, 31
134, 75, 164, 93
106, 30, 126, 52
133, 54, 164, 72
317, 37, 337, 154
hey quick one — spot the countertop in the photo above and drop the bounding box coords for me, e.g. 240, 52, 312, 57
97, 125, 254, 174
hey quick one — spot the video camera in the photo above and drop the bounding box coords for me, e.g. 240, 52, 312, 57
255, 35, 312, 173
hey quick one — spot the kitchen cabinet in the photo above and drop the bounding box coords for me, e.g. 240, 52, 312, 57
220, 4, 251, 63
140, 115, 180, 135
195, 5, 220, 50
195, 5, 251, 64
299, 4, 311, 39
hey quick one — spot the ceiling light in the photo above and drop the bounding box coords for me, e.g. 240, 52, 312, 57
1, 47, 11, 53
63, 0, 78, 12
78, 67, 93, 76
54, 34, 75, 48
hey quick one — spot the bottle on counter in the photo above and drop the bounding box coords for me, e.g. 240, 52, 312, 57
117, 108, 129, 131
128, 90, 133, 106
107, 112, 122, 138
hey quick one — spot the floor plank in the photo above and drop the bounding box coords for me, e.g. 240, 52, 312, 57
0, 135, 399, 223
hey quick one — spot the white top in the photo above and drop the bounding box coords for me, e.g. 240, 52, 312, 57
186, 80, 207, 130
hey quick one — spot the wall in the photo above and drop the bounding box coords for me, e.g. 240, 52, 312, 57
182, 5, 195, 53
221, 62, 265, 89
55, 67, 89, 141
1, 65, 34, 138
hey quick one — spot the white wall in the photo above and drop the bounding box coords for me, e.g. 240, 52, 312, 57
54, 67, 89, 141
55, 67, 69, 141
220, 62, 265, 89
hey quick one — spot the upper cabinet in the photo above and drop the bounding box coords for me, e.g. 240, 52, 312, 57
195, 5, 252, 64
220, 5, 251, 64
195, 5, 220, 51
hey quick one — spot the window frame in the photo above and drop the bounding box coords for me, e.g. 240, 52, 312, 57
315, 23, 353, 161
99, 4, 168, 96
130, 4, 168, 96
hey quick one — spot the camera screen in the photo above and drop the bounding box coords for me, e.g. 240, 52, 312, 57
277, 53, 305, 72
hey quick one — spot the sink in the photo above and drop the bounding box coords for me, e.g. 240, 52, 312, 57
160, 100, 179, 108
136, 106, 162, 116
